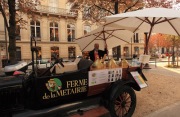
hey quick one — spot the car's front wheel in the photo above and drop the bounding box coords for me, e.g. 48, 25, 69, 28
109, 85, 136, 117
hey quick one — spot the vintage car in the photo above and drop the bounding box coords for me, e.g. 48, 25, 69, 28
0, 37, 148, 117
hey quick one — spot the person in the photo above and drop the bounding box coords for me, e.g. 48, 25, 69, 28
133, 54, 137, 59
89, 43, 108, 61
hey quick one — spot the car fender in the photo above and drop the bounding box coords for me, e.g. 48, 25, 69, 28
102, 79, 140, 105
109, 79, 140, 99
101, 79, 140, 109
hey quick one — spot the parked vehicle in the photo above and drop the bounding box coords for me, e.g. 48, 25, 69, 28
4, 61, 29, 75
0, 37, 147, 117
27, 59, 51, 70
161, 54, 166, 58
166, 52, 172, 57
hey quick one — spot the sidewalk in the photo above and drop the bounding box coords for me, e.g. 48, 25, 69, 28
144, 62, 180, 117
149, 60, 180, 74
145, 101, 180, 117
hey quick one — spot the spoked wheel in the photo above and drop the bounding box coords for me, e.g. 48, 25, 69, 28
109, 85, 136, 117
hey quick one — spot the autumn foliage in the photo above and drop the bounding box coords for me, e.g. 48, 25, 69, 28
149, 33, 172, 51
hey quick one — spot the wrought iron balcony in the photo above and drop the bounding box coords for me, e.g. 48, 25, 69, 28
35, 5, 78, 18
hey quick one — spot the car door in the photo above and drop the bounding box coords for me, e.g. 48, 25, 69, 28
33, 69, 89, 108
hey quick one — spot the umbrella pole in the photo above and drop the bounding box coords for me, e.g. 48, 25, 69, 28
131, 38, 133, 59
143, 25, 153, 69
106, 43, 109, 60
103, 30, 109, 60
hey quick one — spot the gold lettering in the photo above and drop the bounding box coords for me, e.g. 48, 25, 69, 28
79, 79, 88, 86
81, 86, 87, 92
74, 87, 77, 93
66, 88, 70, 95
56, 91, 60, 96
66, 81, 72, 88
43, 80, 88, 100
76, 87, 81, 93
51, 92, 57, 98
70, 88, 75, 94
59, 90, 63, 96
64, 89, 68, 96
62, 90, 66, 96
66, 79, 88, 88
71, 81, 75, 87
74, 80, 79, 87
62, 89, 68, 96
43, 93, 50, 99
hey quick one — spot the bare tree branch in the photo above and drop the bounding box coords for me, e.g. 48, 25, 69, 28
124, 0, 141, 12
94, 4, 114, 15
16, 18, 23, 23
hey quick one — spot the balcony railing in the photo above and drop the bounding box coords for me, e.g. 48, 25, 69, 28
35, 5, 78, 17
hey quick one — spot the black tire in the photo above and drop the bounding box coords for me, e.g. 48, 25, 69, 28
109, 85, 136, 117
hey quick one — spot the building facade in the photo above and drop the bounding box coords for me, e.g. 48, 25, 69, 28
112, 33, 145, 60
0, 0, 98, 62
0, 0, 144, 66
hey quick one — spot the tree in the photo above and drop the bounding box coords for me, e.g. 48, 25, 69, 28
69, 0, 144, 23
68, 0, 144, 59
164, 34, 180, 67
149, 33, 171, 53
0, 0, 39, 64
143, 0, 180, 55
69, 0, 179, 23
145, 0, 174, 8
69, 0, 180, 59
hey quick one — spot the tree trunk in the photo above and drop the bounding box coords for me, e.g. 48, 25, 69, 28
172, 38, 175, 67
8, 0, 17, 64
172, 46, 175, 66
177, 56, 178, 67
112, 1, 120, 59
168, 55, 170, 66
144, 32, 149, 55
114, 1, 118, 14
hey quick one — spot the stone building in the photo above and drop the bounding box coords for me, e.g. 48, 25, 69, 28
0, 0, 144, 65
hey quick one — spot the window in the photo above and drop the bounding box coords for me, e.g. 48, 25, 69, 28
36, 46, 42, 60
133, 33, 139, 43
67, 24, 75, 42
50, 22, 59, 41
84, 25, 91, 35
16, 47, 21, 61
68, 46, 76, 59
123, 47, 129, 57
15, 25, 21, 40
51, 46, 59, 60
30, 20, 41, 39
0, 44, 7, 59
134, 47, 139, 55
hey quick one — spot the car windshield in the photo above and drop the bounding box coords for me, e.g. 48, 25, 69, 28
40, 59, 50, 64
31, 59, 50, 64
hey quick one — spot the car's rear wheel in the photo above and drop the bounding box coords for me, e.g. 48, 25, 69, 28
109, 85, 136, 117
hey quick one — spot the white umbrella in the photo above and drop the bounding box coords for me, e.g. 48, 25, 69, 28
105, 8, 180, 53
106, 8, 180, 36
75, 25, 135, 51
